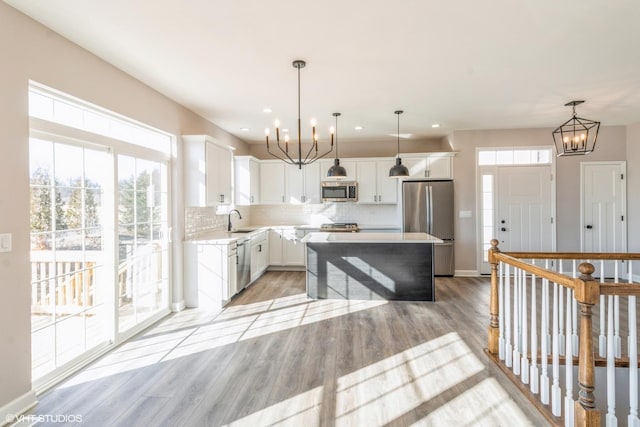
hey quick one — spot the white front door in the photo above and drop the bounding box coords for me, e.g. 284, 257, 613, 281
496, 165, 554, 253
581, 162, 626, 277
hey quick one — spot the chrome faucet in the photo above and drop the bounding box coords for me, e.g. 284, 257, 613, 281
227, 209, 242, 232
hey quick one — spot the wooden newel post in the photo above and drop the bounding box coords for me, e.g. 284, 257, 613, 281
488, 239, 500, 355
574, 262, 602, 427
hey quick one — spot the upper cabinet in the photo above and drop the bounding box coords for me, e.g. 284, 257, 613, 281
260, 160, 321, 204
234, 156, 260, 205
286, 161, 320, 204
183, 135, 233, 207
402, 152, 455, 179
259, 161, 286, 204
356, 158, 398, 204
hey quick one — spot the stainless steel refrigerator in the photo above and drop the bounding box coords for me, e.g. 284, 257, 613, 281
402, 180, 454, 276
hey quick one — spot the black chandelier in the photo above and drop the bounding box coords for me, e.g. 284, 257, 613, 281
265, 60, 334, 169
552, 100, 600, 157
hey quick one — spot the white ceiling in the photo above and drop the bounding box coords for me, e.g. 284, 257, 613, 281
7, 0, 640, 145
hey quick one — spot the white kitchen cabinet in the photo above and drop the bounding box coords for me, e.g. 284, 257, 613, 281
268, 229, 283, 265
283, 228, 305, 266
356, 158, 397, 204
234, 156, 260, 205
184, 135, 233, 207
402, 153, 454, 179
268, 228, 305, 267
184, 241, 237, 309
260, 161, 286, 204
250, 231, 269, 281
318, 158, 357, 180
285, 161, 320, 204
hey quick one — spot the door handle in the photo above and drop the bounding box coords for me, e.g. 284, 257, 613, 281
500, 227, 507, 232
585, 225, 593, 229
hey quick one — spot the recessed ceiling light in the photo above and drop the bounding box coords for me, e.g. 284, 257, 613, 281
240, 127, 249, 131
354, 126, 364, 131
431, 123, 441, 128
282, 128, 289, 133
263, 108, 272, 113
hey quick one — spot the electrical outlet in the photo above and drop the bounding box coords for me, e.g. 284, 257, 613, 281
0, 233, 12, 252
459, 210, 472, 219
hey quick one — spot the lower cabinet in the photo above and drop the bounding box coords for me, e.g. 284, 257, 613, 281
184, 241, 237, 310
268, 228, 306, 267
250, 231, 269, 282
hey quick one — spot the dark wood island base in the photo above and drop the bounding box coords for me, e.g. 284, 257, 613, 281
305, 239, 436, 301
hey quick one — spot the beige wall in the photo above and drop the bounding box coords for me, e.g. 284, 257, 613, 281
0, 2, 248, 410
627, 123, 640, 252
451, 126, 628, 271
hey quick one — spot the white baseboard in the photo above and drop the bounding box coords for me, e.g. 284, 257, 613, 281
454, 270, 481, 277
171, 300, 186, 312
1, 390, 37, 427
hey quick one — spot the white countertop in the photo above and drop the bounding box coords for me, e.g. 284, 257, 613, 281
302, 232, 443, 244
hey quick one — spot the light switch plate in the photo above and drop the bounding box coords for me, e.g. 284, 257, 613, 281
0, 233, 12, 252
459, 210, 472, 218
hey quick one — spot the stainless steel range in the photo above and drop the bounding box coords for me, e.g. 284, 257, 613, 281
320, 223, 359, 232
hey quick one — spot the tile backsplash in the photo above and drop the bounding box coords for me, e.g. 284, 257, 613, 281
185, 203, 399, 237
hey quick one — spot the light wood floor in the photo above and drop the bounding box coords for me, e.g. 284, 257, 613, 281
31, 272, 550, 426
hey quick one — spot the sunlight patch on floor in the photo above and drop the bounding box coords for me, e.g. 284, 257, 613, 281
61, 292, 388, 383
414, 377, 536, 427
335, 332, 484, 427
222, 386, 323, 427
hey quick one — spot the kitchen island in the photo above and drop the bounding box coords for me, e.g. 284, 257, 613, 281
302, 232, 442, 302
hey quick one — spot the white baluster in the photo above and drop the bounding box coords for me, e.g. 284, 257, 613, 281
499, 262, 505, 361
572, 260, 579, 356
564, 285, 574, 427
540, 270, 550, 405
599, 259, 607, 358
629, 294, 639, 427
521, 268, 529, 384
530, 268, 539, 395
558, 260, 565, 356
607, 295, 618, 427
552, 281, 561, 416
615, 261, 622, 358
628, 261, 639, 427
505, 263, 513, 368
513, 267, 521, 375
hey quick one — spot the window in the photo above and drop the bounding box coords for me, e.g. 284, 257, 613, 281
29, 83, 172, 386
478, 148, 552, 166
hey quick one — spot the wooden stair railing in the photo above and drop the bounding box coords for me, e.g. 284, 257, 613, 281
487, 239, 640, 427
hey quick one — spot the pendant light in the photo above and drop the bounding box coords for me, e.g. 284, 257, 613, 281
389, 110, 409, 178
551, 100, 600, 156
327, 112, 347, 177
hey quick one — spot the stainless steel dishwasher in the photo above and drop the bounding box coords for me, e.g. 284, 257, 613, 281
236, 237, 251, 291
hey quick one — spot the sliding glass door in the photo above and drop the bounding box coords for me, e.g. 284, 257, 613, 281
29, 138, 112, 380
117, 155, 169, 333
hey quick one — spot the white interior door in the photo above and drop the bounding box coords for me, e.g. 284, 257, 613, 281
581, 161, 626, 257
497, 166, 553, 252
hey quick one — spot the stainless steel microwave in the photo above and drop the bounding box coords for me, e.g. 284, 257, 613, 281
321, 181, 358, 202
